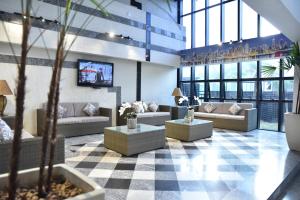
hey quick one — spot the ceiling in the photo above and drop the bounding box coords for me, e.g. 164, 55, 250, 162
243, 0, 300, 42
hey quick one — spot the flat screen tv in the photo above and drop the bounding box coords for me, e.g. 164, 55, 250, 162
77, 59, 113, 87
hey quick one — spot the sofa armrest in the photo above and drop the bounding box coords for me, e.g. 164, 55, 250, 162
244, 108, 257, 130
158, 105, 171, 113
99, 107, 112, 118
37, 109, 46, 136
99, 107, 112, 126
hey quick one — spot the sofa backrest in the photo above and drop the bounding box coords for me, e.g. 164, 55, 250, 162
199, 102, 253, 115
42, 102, 99, 117
73, 102, 99, 117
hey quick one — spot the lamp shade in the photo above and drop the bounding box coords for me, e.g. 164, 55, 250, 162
172, 88, 183, 97
0, 80, 13, 95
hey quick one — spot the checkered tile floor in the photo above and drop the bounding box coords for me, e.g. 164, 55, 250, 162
66, 129, 298, 200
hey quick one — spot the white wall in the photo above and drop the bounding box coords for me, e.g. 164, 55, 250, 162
141, 62, 177, 105
0, 0, 181, 134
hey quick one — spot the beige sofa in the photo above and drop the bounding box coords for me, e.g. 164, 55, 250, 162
117, 105, 171, 126
37, 102, 112, 137
194, 102, 257, 131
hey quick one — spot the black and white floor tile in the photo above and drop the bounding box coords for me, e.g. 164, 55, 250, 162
65, 129, 300, 200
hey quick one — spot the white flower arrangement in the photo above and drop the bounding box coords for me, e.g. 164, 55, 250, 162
118, 102, 137, 119
194, 96, 202, 105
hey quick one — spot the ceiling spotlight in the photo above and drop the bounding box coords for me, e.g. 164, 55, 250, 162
229, 40, 233, 44
108, 32, 115, 38
23, 15, 27, 19
239, 39, 243, 43
39, 17, 45, 22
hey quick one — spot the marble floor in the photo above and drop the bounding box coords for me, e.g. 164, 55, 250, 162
65, 129, 300, 200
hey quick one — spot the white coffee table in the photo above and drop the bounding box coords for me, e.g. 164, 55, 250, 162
165, 119, 213, 141
104, 124, 165, 156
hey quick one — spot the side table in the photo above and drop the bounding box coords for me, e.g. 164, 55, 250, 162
171, 106, 188, 120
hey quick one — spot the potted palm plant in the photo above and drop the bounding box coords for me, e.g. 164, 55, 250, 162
263, 42, 300, 151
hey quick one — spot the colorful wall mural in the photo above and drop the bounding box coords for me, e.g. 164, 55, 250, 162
180, 34, 293, 66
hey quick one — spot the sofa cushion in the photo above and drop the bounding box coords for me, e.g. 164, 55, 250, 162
228, 103, 242, 115
58, 105, 67, 119
204, 103, 216, 113
199, 102, 253, 115
148, 102, 159, 112
74, 102, 99, 117
83, 103, 97, 116
57, 116, 109, 125
0, 119, 13, 143
137, 112, 170, 118
195, 112, 245, 120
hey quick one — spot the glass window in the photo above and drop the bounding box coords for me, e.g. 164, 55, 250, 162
260, 17, 280, 37
181, 67, 191, 81
209, 64, 220, 80
194, 82, 205, 98
183, 0, 192, 15
284, 80, 294, 100
183, 15, 191, 49
208, 6, 220, 45
195, 65, 205, 80
260, 102, 279, 131
224, 0, 238, 42
284, 66, 294, 77
241, 2, 257, 39
242, 81, 257, 99
261, 80, 279, 100
208, 0, 220, 6
195, 11, 206, 47
224, 63, 238, 79
209, 82, 220, 98
241, 61, 257, 79
181, 82, 191, 96
195, 0, 205, 10
261, 59, 280, 78
224, 82, 237, 99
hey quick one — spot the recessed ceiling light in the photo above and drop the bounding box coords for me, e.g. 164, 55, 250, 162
109, 32, 115, 38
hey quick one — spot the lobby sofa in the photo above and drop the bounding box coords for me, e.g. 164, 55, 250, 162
37, 102, 112, 137
194, 102, 257, 131
0, 117, 64, 174
117, 105, 171, 126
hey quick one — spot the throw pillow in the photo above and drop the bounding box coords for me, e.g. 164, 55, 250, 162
83, 103, 97, 116
229, 103, 242, 115
204, 103, 216, 113
57, 105, 67, 119
148, 102, 159, 112
0, 119, 13, 143
142, 101, 148, 112
132, 101, 144, 113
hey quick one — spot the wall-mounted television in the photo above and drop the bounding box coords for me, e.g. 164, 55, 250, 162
77, 59, 114, 87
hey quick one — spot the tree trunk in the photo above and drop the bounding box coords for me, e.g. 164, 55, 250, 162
46, 60, 62, 192
8, 1, 31, 199
38, 30, 65, 196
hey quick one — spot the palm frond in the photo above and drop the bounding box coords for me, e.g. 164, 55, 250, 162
261, 65, 278, 77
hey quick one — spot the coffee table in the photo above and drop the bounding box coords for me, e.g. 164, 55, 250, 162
104, 124, 165, 156
165, 119, 213, 141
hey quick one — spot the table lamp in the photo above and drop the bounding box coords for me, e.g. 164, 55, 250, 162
0, 80, 13, 116
172, 88, 183, 106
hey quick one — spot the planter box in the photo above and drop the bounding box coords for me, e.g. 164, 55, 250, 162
0, 164, 104, 200
285, 113, 300, 151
